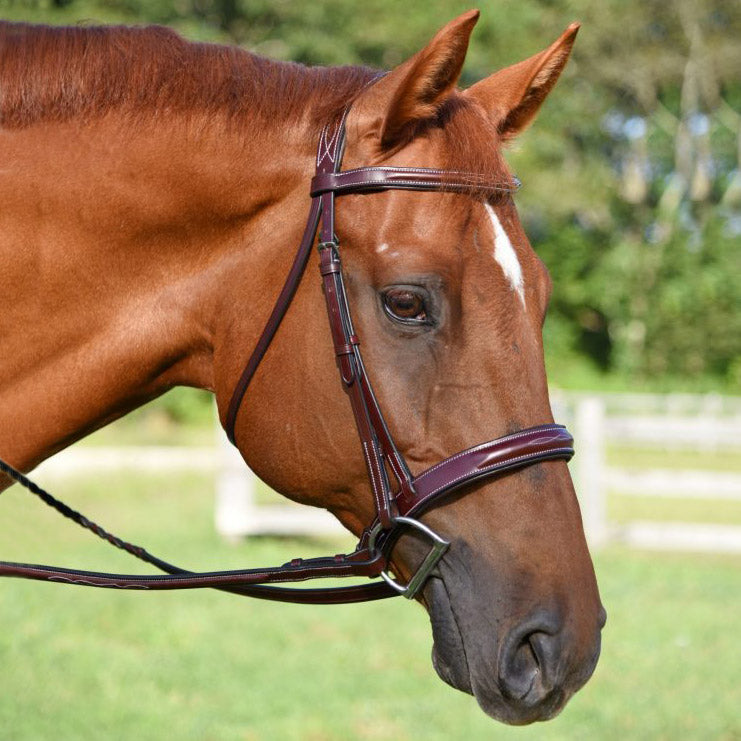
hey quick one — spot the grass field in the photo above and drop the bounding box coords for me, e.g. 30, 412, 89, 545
1, 463, 740, 741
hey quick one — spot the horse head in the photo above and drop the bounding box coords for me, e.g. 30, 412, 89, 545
0, 9, 603, 726
221, 11, 605, 725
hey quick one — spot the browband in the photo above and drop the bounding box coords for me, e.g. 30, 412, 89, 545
310, 167, 521, 197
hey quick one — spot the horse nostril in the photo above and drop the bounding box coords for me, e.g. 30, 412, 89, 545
499, 616, 561, 706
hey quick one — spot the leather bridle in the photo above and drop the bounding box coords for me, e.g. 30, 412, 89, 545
0, 108, 574, 605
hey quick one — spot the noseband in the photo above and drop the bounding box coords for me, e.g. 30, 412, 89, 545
0, 109, 574, 604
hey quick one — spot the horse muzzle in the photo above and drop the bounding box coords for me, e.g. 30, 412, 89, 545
423, 558, 605, 725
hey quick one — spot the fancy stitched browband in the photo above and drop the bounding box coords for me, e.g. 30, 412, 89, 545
0, 108, 574, 604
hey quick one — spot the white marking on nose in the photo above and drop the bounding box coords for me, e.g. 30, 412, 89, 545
484, 202, 525, 306
376, 242, 389, 254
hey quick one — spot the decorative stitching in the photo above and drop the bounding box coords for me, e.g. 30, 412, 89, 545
317, 107, 352, 170
362, 441, 386, 514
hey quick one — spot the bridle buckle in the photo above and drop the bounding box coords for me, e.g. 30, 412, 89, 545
367, 516, 450, 600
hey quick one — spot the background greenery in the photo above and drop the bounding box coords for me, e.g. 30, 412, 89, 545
1, 0, 739, 399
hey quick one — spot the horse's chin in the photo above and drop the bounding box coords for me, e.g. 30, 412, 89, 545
425, 577, 473, 694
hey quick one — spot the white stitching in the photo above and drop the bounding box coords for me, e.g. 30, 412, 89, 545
362, 441, 385, 513
316, 124, 330, 167
317, 108, 352, 169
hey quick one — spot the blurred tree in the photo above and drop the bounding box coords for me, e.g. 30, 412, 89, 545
553, 0, 741, 386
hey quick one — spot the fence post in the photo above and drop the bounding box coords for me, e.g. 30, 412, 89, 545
574, 396, 608, 547
214, 426, 256, 540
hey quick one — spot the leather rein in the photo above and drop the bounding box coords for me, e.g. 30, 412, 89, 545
0, 109, 574, 605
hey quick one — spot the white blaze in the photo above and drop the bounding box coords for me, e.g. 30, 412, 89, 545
484, 202, 525, 307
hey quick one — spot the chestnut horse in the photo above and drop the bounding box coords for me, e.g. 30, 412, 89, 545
0, 11, 604, 724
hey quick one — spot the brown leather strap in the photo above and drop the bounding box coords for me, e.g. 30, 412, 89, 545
224, 195, 321, 444
0, 550, 385, 591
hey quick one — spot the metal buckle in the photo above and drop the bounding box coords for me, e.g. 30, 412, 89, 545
367, 516, 450, 600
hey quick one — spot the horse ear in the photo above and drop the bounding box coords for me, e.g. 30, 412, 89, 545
354, 10, 479, 151
465, 23, 580, 139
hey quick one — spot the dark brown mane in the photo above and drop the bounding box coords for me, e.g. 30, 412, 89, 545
0, 22, 377, 132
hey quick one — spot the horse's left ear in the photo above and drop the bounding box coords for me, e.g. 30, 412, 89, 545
352, 10, 479, 151
465, 23, 580, 139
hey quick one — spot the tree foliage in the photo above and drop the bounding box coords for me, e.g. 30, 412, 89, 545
3, 0, 739, 391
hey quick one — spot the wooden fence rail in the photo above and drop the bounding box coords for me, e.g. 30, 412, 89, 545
568, 393, 741, 554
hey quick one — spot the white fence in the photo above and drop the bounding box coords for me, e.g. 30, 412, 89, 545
33, 392, 741, 554
559, 392, 741, 554
214, 433, 343, 539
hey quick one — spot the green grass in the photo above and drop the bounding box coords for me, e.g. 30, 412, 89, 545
1, 469, 740, 740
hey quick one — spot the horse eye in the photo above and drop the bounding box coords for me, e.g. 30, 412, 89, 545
382, 287, 428, 324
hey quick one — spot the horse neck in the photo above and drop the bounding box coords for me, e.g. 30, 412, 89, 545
0, 108, 314, 474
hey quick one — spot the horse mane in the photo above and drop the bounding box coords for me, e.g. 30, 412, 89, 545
0, 22, 509, 183
0, 22, 377, 131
